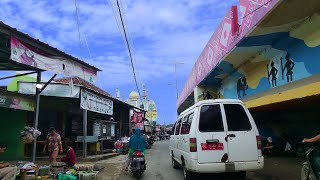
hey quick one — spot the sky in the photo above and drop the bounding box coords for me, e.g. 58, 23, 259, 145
0, 0, 238, 124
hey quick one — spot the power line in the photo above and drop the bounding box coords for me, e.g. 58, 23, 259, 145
108, 0, 126, 45
115, 0, 143, 102
74, 0, 93, 61
74, 0, 82, 48
118, 0, 146, 91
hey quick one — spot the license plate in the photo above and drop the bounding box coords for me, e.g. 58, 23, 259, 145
133, 157, 145, 161
201, 143, 224, 150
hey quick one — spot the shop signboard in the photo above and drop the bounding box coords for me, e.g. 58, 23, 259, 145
93, 123, 101, 137
80, 89, 113, 115
145, 110, 157, 120
10, 36, 97, 83
0, 92, 34, 111
111, 124, 115, 137
18, 82, 80, 98
102, 124, 107, 134
131, 110, 143, 123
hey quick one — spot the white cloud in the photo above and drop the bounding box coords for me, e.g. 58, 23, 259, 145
0, 0, 237, 91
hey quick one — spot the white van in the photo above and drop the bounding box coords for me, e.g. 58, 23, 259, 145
170, 99, 264, 180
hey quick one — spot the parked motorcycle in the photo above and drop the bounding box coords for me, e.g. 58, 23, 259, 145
130, 151, 146, 180
301, 142, 320, 180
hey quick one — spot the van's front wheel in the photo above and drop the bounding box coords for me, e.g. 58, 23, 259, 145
182, 161, 193, 180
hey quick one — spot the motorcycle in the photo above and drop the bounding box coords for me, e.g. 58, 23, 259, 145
301, 142, 320, 180
131, 151, 146, 180
146, 135, 151, 149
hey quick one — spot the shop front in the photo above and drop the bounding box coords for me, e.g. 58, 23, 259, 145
0, 90, 34, 160
18, 78, 138, 157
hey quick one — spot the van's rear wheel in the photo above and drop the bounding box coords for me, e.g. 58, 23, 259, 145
182, 161, 193, 180
172, 156, 179, 169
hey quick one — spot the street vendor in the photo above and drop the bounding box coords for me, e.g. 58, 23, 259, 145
0, 144, 17, 180
61, 141, 76, 167
43, 127, 63, 163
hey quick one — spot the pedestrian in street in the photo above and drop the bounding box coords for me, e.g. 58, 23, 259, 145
0, 144, 17, 180
124, 128, 147, 171
43, 127, 63, 163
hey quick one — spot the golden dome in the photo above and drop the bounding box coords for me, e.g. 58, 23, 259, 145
129, 91, 140, 100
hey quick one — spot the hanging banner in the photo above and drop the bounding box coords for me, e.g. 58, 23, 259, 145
10, 36, 97, 83
80, 89, 113, 115
145, 110, 157, 120
0, 92, 34, 111
131, 110, 143, 123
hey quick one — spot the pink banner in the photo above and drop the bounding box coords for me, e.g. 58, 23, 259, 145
131, 110, 143, 123
10, 36, 98, 83
177, 0, 280, 107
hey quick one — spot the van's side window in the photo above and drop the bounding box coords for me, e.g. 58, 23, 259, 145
171, 122, 177, 135
181, 113, 193, 135
199, 105, 224, 132
224, 104, 252, 131
175, 119, 182, 135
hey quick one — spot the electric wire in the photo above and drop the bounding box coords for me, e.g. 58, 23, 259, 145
114, 0, 143, 102
74, 0, 82, 48
74, 0, 95, 81
119, 0, 146, 90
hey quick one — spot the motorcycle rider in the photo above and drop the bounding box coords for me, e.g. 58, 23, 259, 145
124, 128, 147, 171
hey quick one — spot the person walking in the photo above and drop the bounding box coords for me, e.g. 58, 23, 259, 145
43, 127, 63, 163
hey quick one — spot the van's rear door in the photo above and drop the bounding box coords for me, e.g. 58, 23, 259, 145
222, 103, 258, 162
197, 104, 228, 163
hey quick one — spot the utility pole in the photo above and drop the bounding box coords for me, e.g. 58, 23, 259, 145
171, 61, 184, 99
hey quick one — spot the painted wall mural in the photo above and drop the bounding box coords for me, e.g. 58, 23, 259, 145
177, 0, 280, 107
219, 31, 319, 99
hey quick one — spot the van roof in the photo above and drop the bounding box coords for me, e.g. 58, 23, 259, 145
179, 99, 244, 117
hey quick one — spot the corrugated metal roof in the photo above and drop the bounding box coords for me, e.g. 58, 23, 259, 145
54, 76, 112, 97
0, 21, 101, 71
53, 77, 147, 112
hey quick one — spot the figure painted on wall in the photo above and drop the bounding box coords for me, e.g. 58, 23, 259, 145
281, 53, 295, 83
267, 61, 278, 87
237, 76, 248, 98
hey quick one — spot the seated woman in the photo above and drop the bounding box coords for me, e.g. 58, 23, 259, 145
0, 144, 17, 180
61, 141, 76, 167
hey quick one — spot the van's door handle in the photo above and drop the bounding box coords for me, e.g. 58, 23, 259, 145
225, 134, 236, 141
206, 139, 219, 143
